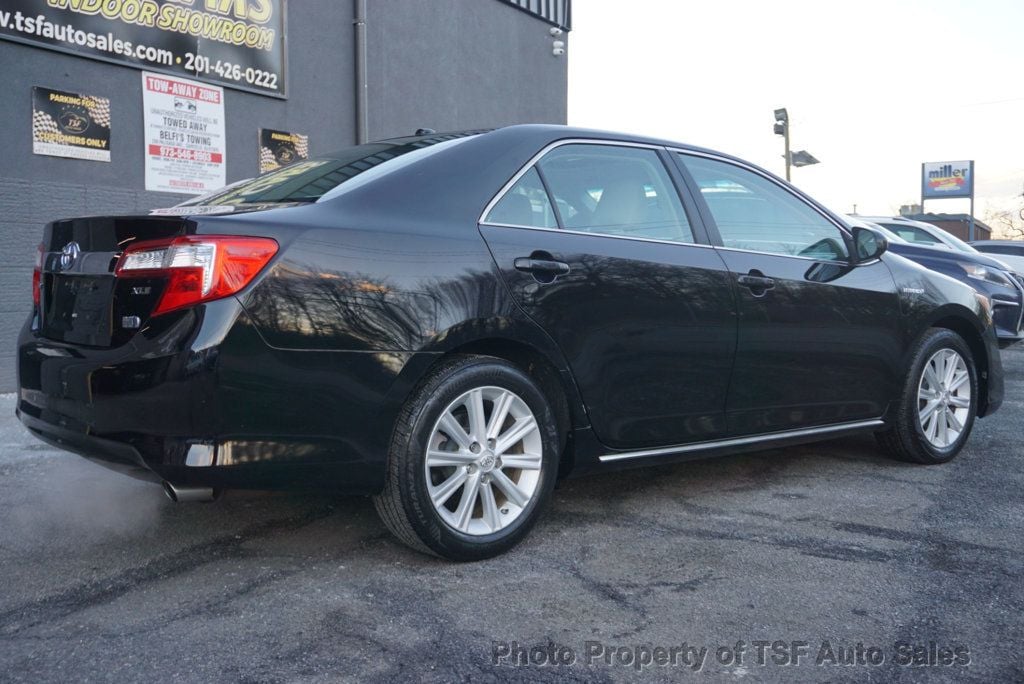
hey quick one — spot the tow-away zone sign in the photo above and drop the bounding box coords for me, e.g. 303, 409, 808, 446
142, 71, 225, 194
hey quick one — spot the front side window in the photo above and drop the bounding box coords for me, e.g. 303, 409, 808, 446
537, 144, 694, 244
879, 224, 942, 247
484, 167, 557, 228
907, 227, 941, 245
680, 154, 849, 260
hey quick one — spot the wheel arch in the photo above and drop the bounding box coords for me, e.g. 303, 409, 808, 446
925, 309, 992, 417
387, 316, 589, 478
447, 336, 584, 477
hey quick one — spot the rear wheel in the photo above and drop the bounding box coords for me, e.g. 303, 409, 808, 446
373, 356, 560, 560
876, 328, 978, 464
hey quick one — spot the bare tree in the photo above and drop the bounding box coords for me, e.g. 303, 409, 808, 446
986, 205, 1024, 240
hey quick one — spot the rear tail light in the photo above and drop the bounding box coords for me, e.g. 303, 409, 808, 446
115, 236, 278, 315
32, 243, 43, 307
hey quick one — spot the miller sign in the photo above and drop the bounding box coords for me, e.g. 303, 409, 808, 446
922, 160, 973, 199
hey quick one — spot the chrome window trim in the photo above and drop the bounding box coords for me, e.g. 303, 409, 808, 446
713, 245, 851, 266
479, 222, 718, 250
480, 138, 858, 264
599, 419, 886, 463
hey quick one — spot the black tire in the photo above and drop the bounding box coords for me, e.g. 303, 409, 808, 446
373, 355, 560, 561
876, 328, 978, 464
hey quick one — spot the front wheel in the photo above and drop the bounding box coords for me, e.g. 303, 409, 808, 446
876, 328, 978, 464
373, 356, 560, 561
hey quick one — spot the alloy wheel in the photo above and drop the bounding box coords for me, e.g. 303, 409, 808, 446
424, 386, 543, 536
917, 348, 972, 449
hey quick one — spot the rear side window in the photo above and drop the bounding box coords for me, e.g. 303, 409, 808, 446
537, 144, 694, 243
679, 154, 849, 260
484, 168, 557, 228
977, 244, 1024, 256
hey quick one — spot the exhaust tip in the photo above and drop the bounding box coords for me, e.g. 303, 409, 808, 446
162, 481, 218, 503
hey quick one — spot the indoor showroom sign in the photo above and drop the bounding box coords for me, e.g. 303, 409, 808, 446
0, 0, 287, 97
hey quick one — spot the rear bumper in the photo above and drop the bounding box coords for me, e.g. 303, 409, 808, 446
16, 298, 434, 494
18, 409, 158, 481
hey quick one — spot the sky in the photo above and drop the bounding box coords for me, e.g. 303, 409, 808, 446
568, 0, 1024, 226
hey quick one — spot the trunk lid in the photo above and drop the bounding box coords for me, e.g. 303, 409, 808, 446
40, 216, 194, 347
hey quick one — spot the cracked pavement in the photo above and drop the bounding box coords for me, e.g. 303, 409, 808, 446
0, 345, 1021, 682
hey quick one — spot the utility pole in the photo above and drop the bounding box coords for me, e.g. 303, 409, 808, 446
354, 0, 368, 144
774, 108, 791, 181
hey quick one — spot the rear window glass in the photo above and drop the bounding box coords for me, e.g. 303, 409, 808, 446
176, 132, 481, 207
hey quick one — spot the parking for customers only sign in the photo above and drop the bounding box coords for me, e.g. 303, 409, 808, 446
31, 85, 111, 162
142, 71, 225, 194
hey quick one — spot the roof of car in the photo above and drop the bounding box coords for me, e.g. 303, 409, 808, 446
384, 124, 750, 167
345, 124, 848, 230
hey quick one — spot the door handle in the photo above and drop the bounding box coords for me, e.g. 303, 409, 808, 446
737, 274, 775, 288
737, 271, 775, 295
514, 257, 571, 276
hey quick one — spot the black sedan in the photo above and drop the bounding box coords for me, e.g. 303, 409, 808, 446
18, 126, 1004, 560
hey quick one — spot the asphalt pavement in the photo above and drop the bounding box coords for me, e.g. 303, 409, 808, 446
0, 345, 1021, 682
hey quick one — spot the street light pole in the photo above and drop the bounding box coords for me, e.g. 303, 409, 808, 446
783, 121, 791, 182
774, 108, 791, 181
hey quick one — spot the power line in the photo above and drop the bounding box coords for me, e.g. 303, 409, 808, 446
959, 97, 1024, 108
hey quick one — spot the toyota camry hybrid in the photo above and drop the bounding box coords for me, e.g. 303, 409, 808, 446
17, 125, 1004, 560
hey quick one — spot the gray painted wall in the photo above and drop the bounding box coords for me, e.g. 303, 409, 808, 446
366, 0, 568, 140
0, 0, 568, 390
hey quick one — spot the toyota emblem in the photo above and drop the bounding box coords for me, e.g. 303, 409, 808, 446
59, 241, 81, 271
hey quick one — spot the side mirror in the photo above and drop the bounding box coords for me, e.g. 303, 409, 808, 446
853, 226, 888, 262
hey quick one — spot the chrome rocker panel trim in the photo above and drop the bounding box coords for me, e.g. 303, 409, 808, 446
598, 419, 886, 463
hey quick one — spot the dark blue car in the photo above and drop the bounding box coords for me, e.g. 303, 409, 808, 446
852, 217, 1024, 343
